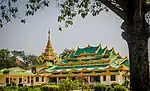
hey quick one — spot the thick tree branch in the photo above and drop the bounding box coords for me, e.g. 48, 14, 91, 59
100, 0, 126, 20
115, 0, 128, 11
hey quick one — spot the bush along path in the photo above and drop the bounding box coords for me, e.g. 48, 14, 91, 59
0, 78, 129, 91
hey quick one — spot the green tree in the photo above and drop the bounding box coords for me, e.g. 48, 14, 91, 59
0, 49, 16, 69
59, 48, 74, 59
59, 77, 79, 91
11, 50, 26, 59
24, 54, 37, 64
11, 50, 37, 68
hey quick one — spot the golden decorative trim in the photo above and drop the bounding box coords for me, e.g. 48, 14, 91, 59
117, 64, 129, 71
101, 70, 112, 75
106, 65, 116, 70
77, 72, 85, 77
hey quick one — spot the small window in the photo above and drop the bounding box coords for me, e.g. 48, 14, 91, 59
36, 77, 39, 82
111, 75, 116, 81
103, 75, 106, 81
6, 78, 9, 83
42, 77, 44, 82
90, 76, 94, 82
19, 78, 22, 83
27, 76, 30, 83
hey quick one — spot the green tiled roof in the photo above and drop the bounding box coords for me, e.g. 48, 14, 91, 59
105, 50, 110, 55
122, 59, 130, 67
97, 48, 105, 55
32, 62, 53, 67
75, 46, 98, 55
103, 55, 117, 60
46, 64, 110, 72
0, 67, 33, 75
38, 44, 130, 74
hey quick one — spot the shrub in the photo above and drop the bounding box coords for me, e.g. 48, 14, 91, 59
41, 85, 59, 91
0, 87, 4, 91
4, 86, 18, 91
58, 77, 79, 91
113, 85, 127, 91
41, 86, 49, 91
94, 84, 108, 91
82, 84, 90, 91
109, 85, 128, 91
3, 70, 9, 74
111, 82, 120, 88
18, 86, 29, 91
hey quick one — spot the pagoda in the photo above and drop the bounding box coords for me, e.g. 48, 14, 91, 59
38, 44, 129, 85
31, 31, 59, 74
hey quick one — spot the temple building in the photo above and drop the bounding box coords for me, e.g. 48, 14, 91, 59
0, 31, 130, 86
0, 67, 33, 86
32, 31, 130, 85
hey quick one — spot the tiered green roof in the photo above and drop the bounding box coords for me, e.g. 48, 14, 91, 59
38, 44, 129, 76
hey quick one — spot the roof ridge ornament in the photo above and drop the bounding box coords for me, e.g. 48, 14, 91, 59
95, 43, 102, 54
86, 44, 91, 48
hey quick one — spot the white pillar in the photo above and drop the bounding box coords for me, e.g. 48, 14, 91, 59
17, 77, 19, 85
33, 77, 35, 85
88, 76, 90, 84
99, 75, 101, 84
57, 77, 59, 84
106, 75, 110, 85
8, 75, 10, 84
100, 75, 103, 84
22, 76, 23, 84
44, 76, 46, 83
29, 76, 31, 85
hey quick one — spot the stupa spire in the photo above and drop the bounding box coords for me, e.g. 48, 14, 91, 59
48, 30, 50, 40
42, 30, 56, 61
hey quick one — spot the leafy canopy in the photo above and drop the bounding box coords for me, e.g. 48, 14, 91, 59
0, 0, 150, 29
0, 0, 109, 29
0, 49, 37, 69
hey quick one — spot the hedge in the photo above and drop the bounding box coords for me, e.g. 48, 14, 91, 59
0, 84, 128, 91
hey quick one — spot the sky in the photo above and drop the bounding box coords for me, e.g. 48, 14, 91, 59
1, 1, 148, 58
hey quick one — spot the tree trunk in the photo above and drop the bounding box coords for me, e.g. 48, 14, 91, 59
122, 0, 150, 91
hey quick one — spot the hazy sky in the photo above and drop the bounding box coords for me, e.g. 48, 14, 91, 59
0, 1, 131, 57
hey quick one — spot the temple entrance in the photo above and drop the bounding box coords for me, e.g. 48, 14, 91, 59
49, 77, 57, 84
90, 76, 100, 83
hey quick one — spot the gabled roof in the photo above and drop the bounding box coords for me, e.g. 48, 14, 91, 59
117, 64, 129, 71
38, 44, 129, 75
74, 45, 99, 55
0, 67, 33, 75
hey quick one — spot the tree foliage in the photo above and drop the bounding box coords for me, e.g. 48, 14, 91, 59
0, 49, 16, 69
0, 0, 50, 28
59, 48, 75, 59
11, 50, 37, 64
0, 0, 150, 29
58, 77, 79, 91
0, 49, 37, 69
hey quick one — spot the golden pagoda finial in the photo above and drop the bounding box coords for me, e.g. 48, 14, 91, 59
37, 30, 57, 63
48, 30, 50, 39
